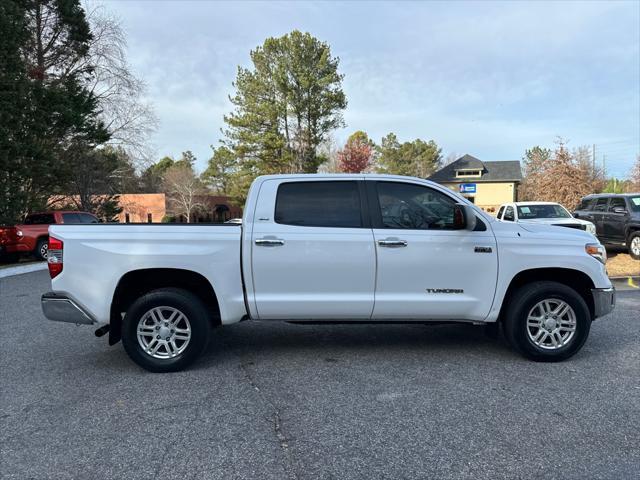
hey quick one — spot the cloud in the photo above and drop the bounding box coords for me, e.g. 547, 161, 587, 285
106, 0, 639, 177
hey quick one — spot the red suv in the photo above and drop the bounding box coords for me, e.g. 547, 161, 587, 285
0, 211, 98, 261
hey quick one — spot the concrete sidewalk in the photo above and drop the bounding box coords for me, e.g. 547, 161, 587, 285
610, 276, 640, 291
0, 261, 47, 279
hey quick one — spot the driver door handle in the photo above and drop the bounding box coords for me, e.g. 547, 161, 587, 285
255, 237, 285, 247
378, 238, 408, 248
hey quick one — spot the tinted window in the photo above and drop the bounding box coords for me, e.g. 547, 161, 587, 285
375, 182, 458, 230
578, 198, 596, 211
608, 198, 626, 212
78, 213, 98, 223
62, 213, 81, 223
594, 198, 609, 212
275, 181, 362, 228
497, 206, 505, 219
24, 213, 55, 225
630, 196, 640, 212
503, 206, 515, 221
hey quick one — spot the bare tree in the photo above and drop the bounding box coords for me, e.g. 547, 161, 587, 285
163, 165, 205, 223
573, 145, 606, 193
316, 134, 341, 173
441, 152, 459, 167
23, 2, 157, 163
521, 139, 603, 209
83, 4, 157, 162
630, 155, 640, 192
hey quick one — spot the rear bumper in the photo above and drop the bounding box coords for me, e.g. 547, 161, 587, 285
592, 287, 615, 320
41, 292, 97, 325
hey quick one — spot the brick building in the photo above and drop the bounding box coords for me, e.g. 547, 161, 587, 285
50, 193, 241, 223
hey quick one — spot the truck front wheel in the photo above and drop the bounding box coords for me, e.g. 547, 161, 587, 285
122, 288, 211, 372
503, 281, 591, 362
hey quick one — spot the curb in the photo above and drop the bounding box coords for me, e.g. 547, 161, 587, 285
610, 276, 640, 291
0, 262, 47, 279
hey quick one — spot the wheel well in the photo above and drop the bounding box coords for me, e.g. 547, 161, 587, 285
109, 268, 221, 345
626, 226, 640, 240
499, 268, 596, 321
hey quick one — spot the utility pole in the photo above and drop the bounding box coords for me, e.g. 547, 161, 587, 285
602, 154, 606, 176
592, 144, 596, 177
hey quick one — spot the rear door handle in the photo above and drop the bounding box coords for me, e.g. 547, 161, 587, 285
378, 239, 408, 248
255, 238, 285, 247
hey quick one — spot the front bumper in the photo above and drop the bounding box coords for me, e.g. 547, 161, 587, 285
592, 287, 615, 320
41, 292, 97, 325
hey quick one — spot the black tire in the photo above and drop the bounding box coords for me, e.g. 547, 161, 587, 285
35, 238, 48, 261
503, 281, 591, 362
628, 231, 640, 261
122, 288, 211, 372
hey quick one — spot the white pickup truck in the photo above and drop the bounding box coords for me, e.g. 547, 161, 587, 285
42, 174, 615, 372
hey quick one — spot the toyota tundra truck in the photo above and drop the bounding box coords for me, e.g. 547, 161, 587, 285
41, 174, 615, 372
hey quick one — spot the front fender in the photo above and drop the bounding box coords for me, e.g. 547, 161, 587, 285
486, 227, 611, 321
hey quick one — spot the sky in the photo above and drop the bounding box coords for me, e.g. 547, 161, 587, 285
105, 0, 640, 178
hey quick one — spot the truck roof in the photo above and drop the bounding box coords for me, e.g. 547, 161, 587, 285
509, 201, 562, 206
582, 193, 639, 198
255, 173, 442, 185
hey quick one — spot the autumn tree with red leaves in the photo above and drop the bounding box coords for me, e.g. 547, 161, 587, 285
338, 131, 374, 173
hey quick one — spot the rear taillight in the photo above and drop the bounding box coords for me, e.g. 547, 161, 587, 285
48, 236, 63, 278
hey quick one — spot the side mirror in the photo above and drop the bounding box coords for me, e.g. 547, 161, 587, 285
613, 207, 627, 214
453, 204, 477, 230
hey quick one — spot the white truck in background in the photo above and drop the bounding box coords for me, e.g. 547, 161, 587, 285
42, 174, 615, 372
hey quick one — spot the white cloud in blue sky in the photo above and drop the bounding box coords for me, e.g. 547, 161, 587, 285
107, 0, 640, 178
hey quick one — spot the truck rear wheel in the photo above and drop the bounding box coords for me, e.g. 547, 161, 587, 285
503, 281, 591, 362
122, 288, 211, 372
35, 238, 48, 261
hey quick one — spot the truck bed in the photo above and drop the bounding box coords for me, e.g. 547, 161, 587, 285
48, 223, 247, 325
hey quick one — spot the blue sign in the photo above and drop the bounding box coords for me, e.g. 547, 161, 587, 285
459, 183, 477, 194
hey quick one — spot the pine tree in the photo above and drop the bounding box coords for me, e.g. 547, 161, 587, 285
223, 30, 347, 202
376, 133, 441, 177
0, 0, 109, 222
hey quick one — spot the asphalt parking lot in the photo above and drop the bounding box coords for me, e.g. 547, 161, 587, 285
1, 271, 639, 480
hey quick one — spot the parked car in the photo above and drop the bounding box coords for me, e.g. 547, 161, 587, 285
496, 202, 596, 235
573, 193, 640, 260
41, 174, 614, 372
0, 211, 98, 261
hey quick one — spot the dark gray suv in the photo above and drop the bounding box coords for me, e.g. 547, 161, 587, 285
573, 193, 640, 260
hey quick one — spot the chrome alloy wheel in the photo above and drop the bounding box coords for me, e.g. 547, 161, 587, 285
137, 306, 191, 359
631, 237, 640, 257
526, 299, 577, 350
40, 242, 48, 259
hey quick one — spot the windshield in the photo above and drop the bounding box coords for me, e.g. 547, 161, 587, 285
630, 196, 640, 212
517, 204, 572, 219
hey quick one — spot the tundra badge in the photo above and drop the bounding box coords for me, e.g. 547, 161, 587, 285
426, 288, 464, 294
